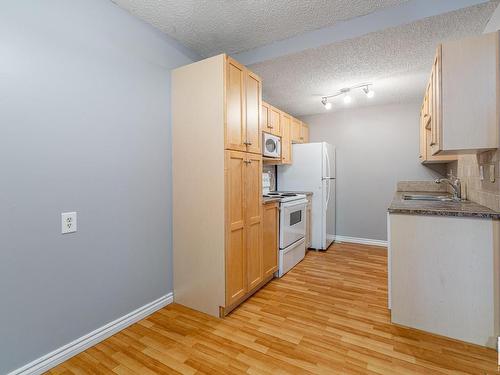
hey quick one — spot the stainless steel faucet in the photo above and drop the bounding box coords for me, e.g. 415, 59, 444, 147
435, 174, 462, 201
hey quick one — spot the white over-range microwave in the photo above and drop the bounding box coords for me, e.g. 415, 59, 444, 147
262, 132, 281, 158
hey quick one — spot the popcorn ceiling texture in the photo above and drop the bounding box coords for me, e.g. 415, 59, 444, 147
250, 2, 498, 116
111, 0, 407, 57
448, 151, 500, 212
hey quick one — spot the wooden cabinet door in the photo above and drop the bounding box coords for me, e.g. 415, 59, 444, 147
225, 150, 247, 306
301, 123, 309, 143
281, 112, 292, 164
269, 106, 281, 136
291, 118, 302, 143
419, 105, 426, 161
225, 57, 246, 152
261, 102, 272, 133
245, 71, 262, 155
245, 153, 263, 290
263, 202, 278, 278
430, 46, 441, 155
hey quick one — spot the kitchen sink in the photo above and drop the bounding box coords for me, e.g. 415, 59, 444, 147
402, 194, 454, 202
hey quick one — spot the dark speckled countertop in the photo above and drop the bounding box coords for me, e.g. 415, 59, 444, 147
262, 197, 281, 204
388, 191, 500, 219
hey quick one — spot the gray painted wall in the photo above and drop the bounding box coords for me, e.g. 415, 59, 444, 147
0, 1, 195, 373
302, 102, 443, 241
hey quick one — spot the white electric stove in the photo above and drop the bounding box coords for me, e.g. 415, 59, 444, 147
263, 191, 307, 277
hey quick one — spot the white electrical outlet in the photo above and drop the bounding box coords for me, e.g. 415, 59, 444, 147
61, 212, 77, 234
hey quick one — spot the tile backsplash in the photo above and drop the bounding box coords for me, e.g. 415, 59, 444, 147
448, 150, 500, 211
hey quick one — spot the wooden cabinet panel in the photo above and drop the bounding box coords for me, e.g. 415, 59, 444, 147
245, 153, 263, 290
269, 106, 281, 136
262, 101, 281, 136
225, 151, 263, 304
263, 202, 278, 278
281, 112, 292, 164
301, 123, 309, 143
291, 118, 302, 143
226, 58, 246, 152
245, 71, 262, 154
261, 101, 270, 133
225, 151, 247, 305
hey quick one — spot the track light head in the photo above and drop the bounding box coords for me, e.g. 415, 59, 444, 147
363, 85, 375, 98
321, 97, 332, 110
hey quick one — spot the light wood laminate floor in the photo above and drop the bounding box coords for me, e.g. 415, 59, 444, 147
47, 242, 499, 374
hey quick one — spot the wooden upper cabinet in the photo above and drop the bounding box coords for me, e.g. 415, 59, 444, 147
291, 117, 302, 143
301, 123, 309, 143
425, 32, 500, 156
225, 56, 262, 154
225, 150, 247, 306
269, 106, 281, 136
245, 71, 262, 154
262, 202, 279, 278
261, 101, 270, 133
226, 57, 246, 152
262, 101, 281, 136
281, 112, 292, 164
419, 58, 456, 164
245, 153, 263, 290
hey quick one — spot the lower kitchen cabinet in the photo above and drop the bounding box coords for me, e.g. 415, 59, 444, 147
225, 150, 264, 308
389, 213, 500, 348
263, 201, 279, 278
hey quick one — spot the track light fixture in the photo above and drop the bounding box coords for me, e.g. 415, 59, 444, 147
321, 83, 374, 109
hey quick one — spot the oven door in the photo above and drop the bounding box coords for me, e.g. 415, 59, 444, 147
279, 199, 307, 249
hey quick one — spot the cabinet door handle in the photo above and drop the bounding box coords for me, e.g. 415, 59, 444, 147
244, 160, 251, 164
244, 141, 252, 146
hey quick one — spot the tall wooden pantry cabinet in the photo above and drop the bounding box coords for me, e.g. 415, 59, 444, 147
172, 54, 271, 317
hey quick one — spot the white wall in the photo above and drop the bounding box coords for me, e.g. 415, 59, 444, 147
302, 102, 443, 241
0, 1, 196, 373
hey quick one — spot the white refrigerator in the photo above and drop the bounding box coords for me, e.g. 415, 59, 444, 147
277, 142, 336, 250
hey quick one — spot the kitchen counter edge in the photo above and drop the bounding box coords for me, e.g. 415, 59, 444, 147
388, 191, 500, 220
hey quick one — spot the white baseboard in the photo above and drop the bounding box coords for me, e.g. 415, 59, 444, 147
9, 293, 174, 375
334, 235, 387, 248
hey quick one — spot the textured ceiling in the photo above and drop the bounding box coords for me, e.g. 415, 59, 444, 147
111, 0, 408, 57
250, 1, 499, 116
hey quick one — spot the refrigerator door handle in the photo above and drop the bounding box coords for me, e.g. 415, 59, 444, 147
325, 179, 331, 208
323, 145, 332, 179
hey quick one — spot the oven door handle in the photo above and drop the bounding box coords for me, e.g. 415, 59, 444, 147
280, 199, 308, 208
